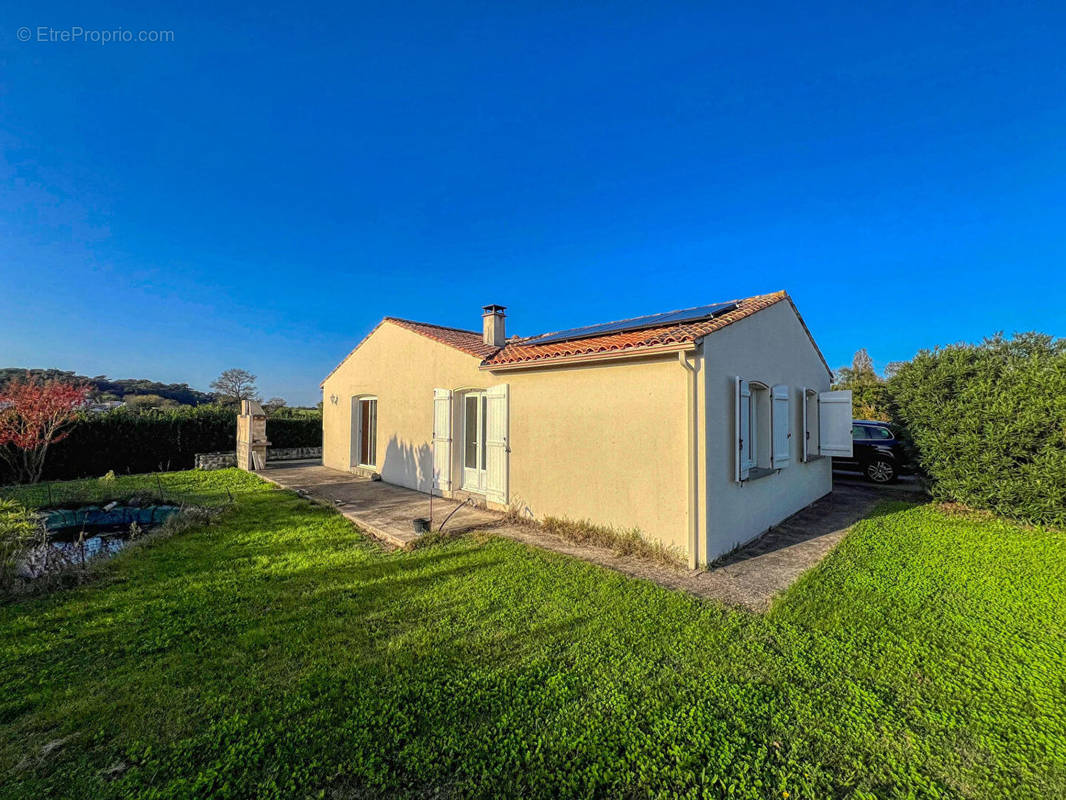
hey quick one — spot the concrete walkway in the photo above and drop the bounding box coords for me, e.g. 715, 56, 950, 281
260, 461, 920, 611
493, 484, 902, 611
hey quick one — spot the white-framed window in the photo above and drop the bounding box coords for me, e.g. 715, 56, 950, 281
352, 395, 378, 468
736, 379, 768, 480
735, 379, 791, 480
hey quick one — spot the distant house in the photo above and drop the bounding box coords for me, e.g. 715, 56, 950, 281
86, 400, 125, 414
321, 292, 852, 567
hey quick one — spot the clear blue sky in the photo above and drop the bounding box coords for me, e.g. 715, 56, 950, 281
2, 1, 1063, 405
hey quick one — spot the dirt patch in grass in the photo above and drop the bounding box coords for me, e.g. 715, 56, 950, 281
935, 500, 1062, 532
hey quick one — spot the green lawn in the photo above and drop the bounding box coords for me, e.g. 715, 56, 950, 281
1, 470, 1064, 799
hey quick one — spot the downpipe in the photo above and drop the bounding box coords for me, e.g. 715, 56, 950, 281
678, 349, 700, 569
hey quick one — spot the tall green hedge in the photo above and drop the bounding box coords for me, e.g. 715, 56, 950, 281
0, 406, 322, 484
888, 333, 1066, 525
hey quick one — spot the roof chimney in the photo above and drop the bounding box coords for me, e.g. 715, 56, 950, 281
482, 304, 506, 347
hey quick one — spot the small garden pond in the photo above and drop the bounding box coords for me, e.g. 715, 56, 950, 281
21, 504, 181, 577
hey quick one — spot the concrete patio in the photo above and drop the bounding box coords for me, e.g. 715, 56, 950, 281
259, 461, 919, 611
260, 461, 502, 549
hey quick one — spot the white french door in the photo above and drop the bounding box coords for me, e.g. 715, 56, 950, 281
461, 391, 488, 492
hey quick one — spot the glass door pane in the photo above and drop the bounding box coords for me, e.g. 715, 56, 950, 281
359, 399, 376, 466
480, 395, 488, 470
367, 400, 376, 465
464, 394, 479, 469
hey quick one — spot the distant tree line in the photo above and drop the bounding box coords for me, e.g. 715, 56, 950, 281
0, 368, 322, 484
0, 368, 316, 413
0, 368, 214, 407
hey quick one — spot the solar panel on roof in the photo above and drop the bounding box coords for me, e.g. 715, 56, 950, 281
523, 301, 739, 346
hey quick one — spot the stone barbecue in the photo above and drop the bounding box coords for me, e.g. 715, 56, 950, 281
237, 399, 270, 471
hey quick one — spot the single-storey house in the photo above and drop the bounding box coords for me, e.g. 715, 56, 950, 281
321, 291, 852, 567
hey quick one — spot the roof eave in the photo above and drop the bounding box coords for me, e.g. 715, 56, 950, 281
782, 294, 833, 379
320, 318, 389, 387
688, 292, 833, 379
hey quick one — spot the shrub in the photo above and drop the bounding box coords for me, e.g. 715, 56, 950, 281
0, 406, 321, 484
888, 332, 1066, 525
267, 416, 322, 448
0, 498, 39, 594
0, 375, 89, 483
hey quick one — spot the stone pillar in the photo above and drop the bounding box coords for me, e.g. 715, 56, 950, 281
237, 399, 271, 471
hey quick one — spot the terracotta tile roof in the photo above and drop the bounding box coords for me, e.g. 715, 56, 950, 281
485, 291, 792, 367
323, 291, 830, 384
384, 317, 500, 359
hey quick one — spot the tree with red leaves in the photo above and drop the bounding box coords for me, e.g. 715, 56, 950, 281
0, 374, 88, 484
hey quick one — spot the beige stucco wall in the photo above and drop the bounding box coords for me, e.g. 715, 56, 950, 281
507, 358, 689, 552
696, 300, 833, 563
321, 321, 690, 553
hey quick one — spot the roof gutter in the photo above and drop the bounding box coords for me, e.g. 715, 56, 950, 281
480, 342, 696, 372
678, 347, 700, 570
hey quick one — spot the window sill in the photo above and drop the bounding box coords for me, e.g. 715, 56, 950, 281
744, 467, 776, 482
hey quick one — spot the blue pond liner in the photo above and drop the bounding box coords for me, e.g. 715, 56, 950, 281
42, 505, 181, 539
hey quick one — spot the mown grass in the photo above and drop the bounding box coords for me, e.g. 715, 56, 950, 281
1, 470, 1063, 799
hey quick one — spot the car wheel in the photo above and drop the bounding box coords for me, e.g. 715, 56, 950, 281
865, 459, 896, 484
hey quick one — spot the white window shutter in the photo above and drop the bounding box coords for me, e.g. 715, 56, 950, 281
484, 384, 509, 504
818, 390, 853, 457
771, 384, 791, 469
801, 387, 809, 462
432, 388, 453, 491
735, 377, 751, 482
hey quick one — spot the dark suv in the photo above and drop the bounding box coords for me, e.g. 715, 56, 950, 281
832, 420, 909, 483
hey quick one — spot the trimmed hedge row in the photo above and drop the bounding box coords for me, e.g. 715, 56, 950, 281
0, 406, 321, 484
888, 332, 1066, 526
